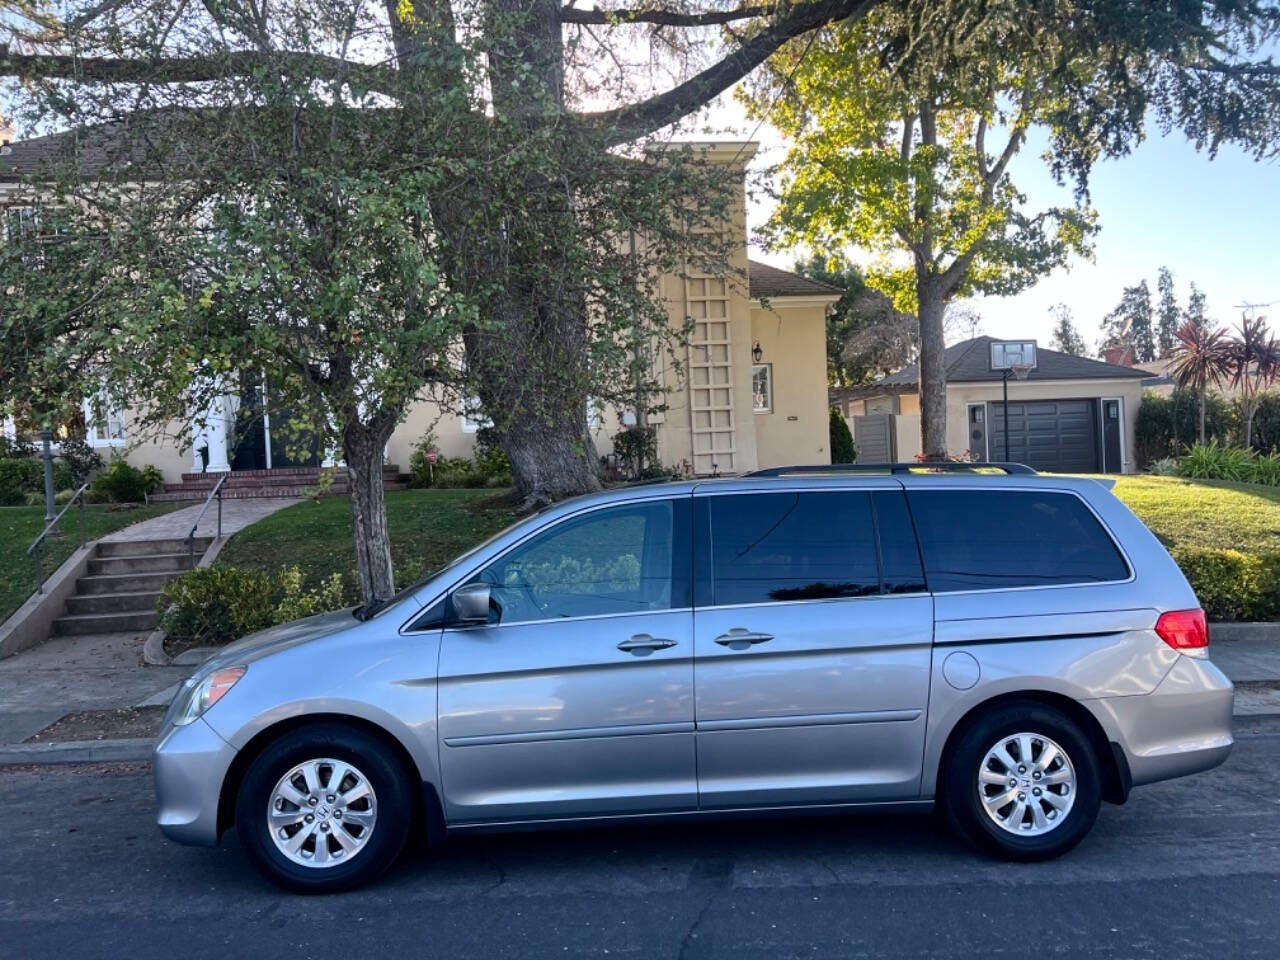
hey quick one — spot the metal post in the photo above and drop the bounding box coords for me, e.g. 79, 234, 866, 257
78, 491, 86, 548
1002, 370, 1011, 463
33, 540, 42, 594
40, 428, 57, 530
216, 485, 223, 540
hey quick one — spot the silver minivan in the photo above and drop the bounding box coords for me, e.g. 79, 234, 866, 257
154, 465, 1234, 892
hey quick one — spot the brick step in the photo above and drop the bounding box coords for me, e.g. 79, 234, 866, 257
65, 591, 162, 615
177, 465, 402, 483
87, 552, 193, 576
151, 487, 336, 502
76, 571, 182, 595
53, 609, 159, 635
96, 537, 213, 558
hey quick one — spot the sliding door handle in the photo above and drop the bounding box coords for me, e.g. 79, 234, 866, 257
714, 628, 775, 651
618, 634, 678, 655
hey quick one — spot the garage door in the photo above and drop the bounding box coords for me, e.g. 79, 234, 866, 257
988, 399, 1099, 473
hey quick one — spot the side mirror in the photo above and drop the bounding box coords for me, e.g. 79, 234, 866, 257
452, 582, 495, 624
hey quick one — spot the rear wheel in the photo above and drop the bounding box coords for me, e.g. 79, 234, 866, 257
235, 723, 413, 892
942, 702, 1101, 861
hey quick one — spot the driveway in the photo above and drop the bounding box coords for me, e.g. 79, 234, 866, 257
3, 715, 1278, 960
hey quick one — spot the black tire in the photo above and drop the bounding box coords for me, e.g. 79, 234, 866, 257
942, 701, 1101, 861
235, 722, 414, 893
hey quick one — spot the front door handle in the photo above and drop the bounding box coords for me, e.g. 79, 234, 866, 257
714, 628, 776, 651
617, 634, 678, 655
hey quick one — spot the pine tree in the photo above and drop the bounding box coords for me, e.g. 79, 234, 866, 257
1102, 282, 1156, 362
1048, 304, 1088, 356
1157, 267, 1179, 357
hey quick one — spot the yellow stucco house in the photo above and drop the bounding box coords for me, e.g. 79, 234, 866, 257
2, 135, 841, 496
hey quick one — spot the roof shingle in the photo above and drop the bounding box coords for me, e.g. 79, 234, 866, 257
748, 260, 843, 299
877, 335, 1146, 386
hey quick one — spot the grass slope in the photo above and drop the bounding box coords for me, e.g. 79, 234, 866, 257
0, 502, 182, 623
1112, 475, 1280, 553
216, 489, 527, 593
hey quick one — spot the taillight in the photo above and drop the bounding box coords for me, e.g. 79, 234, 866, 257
1155, 608, 1209, 650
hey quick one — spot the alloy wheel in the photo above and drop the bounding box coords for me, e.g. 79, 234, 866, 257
977, 732, 1076, 837
267, 758, 378, 868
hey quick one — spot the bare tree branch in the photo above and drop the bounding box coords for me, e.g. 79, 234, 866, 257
581, 0, 882, 144
561, 3, 775, 26
0, 44, 397, 89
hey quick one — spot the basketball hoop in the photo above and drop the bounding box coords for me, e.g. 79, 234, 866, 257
1010, 362, 1033, 381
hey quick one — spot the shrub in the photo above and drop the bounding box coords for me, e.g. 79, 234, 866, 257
1175, 442, 1248, 481
0, 457, 43, 506
158, 563, 352, 646
1247, 390, 1280, 453
1171, 547, 1280, 622
613, 426, 658, 479
1254, 452, 1280, 486
1135, 389, 1236, 466
1147, 457, 1179, 476
56, 437, 104, 484
829, 407, 855, 464
156, 564, 281, 646
89, 457, 163, 503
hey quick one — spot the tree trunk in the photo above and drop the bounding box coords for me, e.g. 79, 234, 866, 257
917, 282, 949, 460
1199, 388, 1207, 446
343, 419, 396, 603
503, 412, 601, 508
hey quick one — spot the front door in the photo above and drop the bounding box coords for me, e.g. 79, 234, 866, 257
692, 488, 934, 808
437, 496, 695, 823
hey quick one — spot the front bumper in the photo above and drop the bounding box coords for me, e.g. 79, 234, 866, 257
1088, 653, 1234, 788
154, 716, 238, 846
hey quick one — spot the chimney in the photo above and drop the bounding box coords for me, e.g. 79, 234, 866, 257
0, 116, 13, 146
1102, 342, 1135, 367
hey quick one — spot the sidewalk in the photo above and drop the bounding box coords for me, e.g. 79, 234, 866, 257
0, 497, 298, 744
1, 623, 1277, 755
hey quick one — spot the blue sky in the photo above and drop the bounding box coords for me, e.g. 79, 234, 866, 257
733, 108, 1280, 352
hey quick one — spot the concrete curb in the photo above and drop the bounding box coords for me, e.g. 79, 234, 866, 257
1210, 622, 1280, 643
141, 534, 232, 667
0, 738, 154, 765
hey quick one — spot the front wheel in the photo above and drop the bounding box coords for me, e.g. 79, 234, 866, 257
235, 723, 413, 892
942, 702, 1101, 861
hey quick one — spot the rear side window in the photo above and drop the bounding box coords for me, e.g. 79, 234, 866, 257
873, 490, 926, 594
906, 489, 1129, 592
706, 492, 880, 605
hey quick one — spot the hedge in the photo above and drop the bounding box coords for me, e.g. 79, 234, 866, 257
1171, 546, 1280, 622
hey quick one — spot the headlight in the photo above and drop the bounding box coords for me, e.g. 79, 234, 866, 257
173, 666, 247, 726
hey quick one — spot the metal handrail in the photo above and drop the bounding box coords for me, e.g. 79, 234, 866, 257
184, 472, 227, 570
26, 480, 91, 594
745, 462, 1038, 477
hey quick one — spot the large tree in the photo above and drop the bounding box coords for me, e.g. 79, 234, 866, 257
1157, 266, 1180, 358
1048, 304, 1087, 358
742, 1, 1280, 459
1102, 281, 1156, 363
0, 0, 886, 602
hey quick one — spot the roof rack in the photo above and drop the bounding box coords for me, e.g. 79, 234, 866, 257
745, 462, 1038, 477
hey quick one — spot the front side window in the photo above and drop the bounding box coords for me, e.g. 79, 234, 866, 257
706, 492, 880, 606
907, 489, 1129, 592
471, 499, 685, 624
752, 364, 773, 413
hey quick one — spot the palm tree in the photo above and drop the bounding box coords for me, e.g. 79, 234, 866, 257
1169, 321, 1232, 446
1228, 315, 1280, 449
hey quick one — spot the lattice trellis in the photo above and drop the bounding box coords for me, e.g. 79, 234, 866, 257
685, 274, 735, 475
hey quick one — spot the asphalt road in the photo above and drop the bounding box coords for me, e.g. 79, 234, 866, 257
4, 716, 1279, 960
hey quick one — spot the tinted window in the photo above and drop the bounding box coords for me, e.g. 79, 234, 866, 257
708, 492, 880, 605
473, 500, 683, 624
872, 491, 926, 594
907, 490, 1129, 592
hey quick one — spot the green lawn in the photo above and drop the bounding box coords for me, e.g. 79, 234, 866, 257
217, 489, 528, 595
1111, 475, 1280, 553
0, 502, 183, 623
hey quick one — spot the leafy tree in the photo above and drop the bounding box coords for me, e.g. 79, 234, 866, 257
1186, 283, 1211, 334
743, 1, 1280, 459
1157, 267, 1180, 358
794, 254, 869, 386
1048, 304, 1087, 357
1102, 281, 1156, 363
0, 0, 888, 602
828, 406, 855, 463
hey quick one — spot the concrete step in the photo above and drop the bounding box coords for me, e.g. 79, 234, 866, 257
96, 537, 213, 558
53, 609, 159, 635
65, 591, 161, 615
86, 553, 194, 576
150, 487, 321, 502
76, 571, 181, 595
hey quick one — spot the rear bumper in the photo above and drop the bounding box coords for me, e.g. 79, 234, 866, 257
1087, 654, 1234, 788
153, 717, 238, 846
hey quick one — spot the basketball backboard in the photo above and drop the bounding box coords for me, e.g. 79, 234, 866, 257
990, 340, 1037, 372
